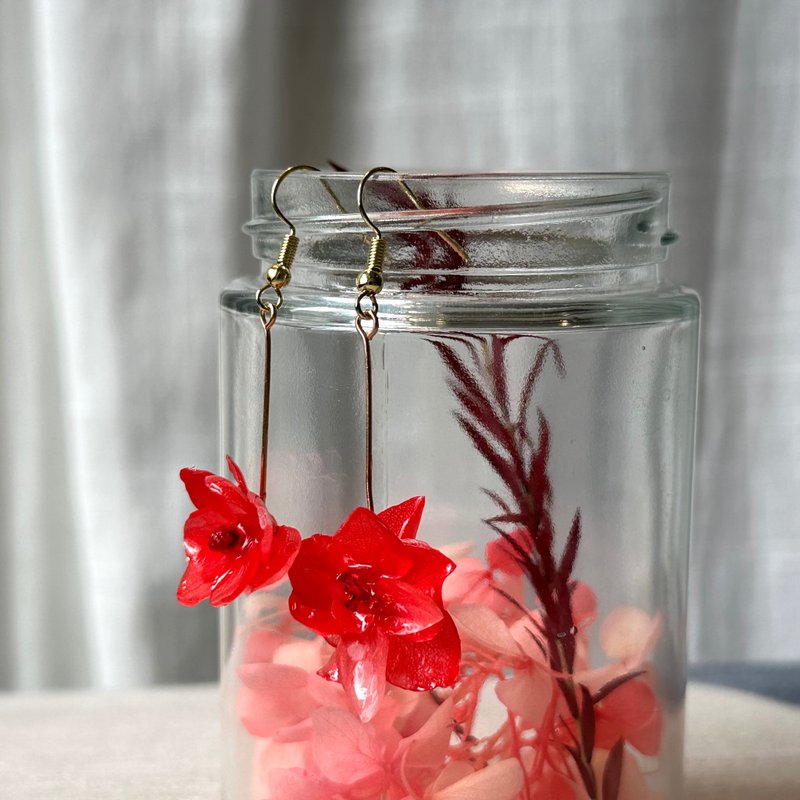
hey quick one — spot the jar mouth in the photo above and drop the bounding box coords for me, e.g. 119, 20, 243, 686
244, 171, 673, 292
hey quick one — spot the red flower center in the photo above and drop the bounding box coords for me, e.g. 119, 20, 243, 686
208, 528, 241, 551
339, 571, 378, 623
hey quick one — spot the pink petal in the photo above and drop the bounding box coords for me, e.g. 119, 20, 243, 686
267, 769, 335, 800
449, 603, 523, 662
508, 615, 548, 663
432, 758, 524, 800
305, 671, 348, 709
396, 702, 456, 797
490, 572, 528, 621
254, 740, 310, 798
591, 745, 654, 800
570, 581, 598, 628
495, 665, 553, 727
430, 762, 475, 794
310, 706, 387, 786
400, 696, 454, 768
375, 578, 443, 635
336, 628, 389, 722
272, 718, 314, 743
600, 608, 662, 666
377, 496, 425, 539
389, 687, 441, 738
441, 558, 491, 606
238, 661, 307, 692
486, 528, 531, 576
595, 677, 662, 756
533, 763, 580, 800
242, 628, 284, 664
273, 638, 326, 672
236, 663, 317, 737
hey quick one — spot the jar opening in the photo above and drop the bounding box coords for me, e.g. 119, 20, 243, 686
244, 171, 673, 296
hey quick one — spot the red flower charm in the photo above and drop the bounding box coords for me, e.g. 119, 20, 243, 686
177, 456, 301, 607
288, 497, 461, 721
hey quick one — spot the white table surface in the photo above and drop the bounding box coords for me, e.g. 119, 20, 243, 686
0, 682, 798, 799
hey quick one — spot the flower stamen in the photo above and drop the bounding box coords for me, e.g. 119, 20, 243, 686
208, 528, 241, 551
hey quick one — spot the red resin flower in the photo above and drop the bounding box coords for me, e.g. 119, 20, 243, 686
288, 497, 461, 720
177, 456, 301, 607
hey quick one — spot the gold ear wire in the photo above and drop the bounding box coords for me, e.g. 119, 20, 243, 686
262, 164, 320, 294
356, 166, 395, 297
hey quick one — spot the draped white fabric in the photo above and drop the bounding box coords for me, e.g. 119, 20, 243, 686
1, 0, 798, 689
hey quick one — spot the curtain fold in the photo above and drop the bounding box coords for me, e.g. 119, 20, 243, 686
1, 0, 797, 688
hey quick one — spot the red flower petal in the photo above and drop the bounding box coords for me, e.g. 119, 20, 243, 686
386, 612, 461, 691
225, 455, 248, 492
183, 508, 233, 555
373, 578, 443, 635
252, 524, 301, 590
329, 508, 413, 577
336, 628, 389, 721
377, 496, 425, 539
209, 556, 258, 607
176, 561, 211, 606
180, 467, 251, 519
289, 535, 345, 635
401, 540, 456, 605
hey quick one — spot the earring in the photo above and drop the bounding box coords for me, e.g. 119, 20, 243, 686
174, 166, 321, 607
286, 167, 461, 723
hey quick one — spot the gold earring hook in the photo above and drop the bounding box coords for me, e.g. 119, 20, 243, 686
358, 167, 468, 266
357, 166, 396, 239
356, 167, 394, 298
271, 164, 320, 236
263, 165, 320, 294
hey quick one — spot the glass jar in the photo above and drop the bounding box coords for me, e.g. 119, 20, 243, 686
220, 172, 698, 800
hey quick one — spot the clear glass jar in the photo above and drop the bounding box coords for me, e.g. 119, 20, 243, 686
220, 172, 698, 800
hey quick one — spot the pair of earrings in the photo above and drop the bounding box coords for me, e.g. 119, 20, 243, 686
176, 166, 461, 721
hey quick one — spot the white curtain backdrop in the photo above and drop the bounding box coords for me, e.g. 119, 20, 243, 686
1, 0, 798, 689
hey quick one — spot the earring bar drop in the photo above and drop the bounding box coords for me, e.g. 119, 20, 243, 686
256, 164, 320, 501
354, 166, 395, 512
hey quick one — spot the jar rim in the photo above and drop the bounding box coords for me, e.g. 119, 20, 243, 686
246, 170, 669, 231
244, 170, 674, 279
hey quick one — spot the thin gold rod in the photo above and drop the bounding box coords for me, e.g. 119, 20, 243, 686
259, 323, 272, 501
257, 164, 319, 500
357, 320, 374, 511
354, 293, 379, 511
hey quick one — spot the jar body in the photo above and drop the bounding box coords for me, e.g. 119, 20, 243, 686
220, 173, 699, 800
